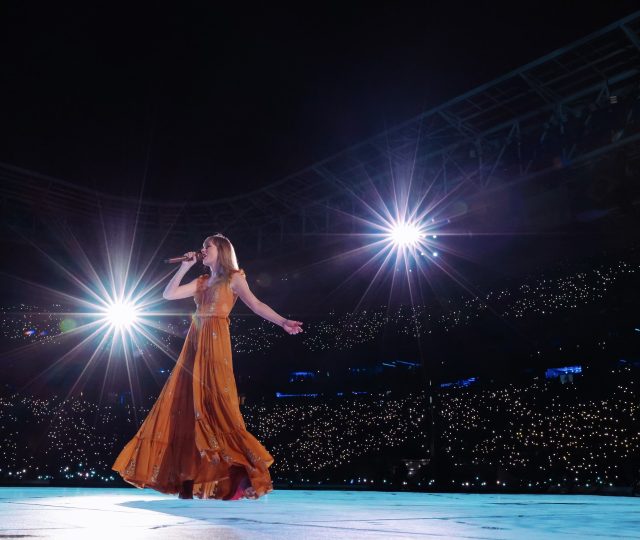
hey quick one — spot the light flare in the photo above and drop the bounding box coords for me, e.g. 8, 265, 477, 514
103, 300, 140, 330
388, 221, 424, 248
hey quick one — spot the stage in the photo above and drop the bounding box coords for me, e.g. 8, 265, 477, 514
1, 488, 639, 539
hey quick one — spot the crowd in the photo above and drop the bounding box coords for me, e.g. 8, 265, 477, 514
1, 252, 637, 491
437, 365, 639, 489
2, 258, 637, 356
1, 366, 637, 490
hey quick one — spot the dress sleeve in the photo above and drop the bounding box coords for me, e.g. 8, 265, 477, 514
230, 269, 246, 298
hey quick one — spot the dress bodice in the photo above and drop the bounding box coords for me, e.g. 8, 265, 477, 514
193, 272, 242, 318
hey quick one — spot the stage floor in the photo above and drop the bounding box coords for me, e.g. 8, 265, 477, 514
1, 487, 639, 539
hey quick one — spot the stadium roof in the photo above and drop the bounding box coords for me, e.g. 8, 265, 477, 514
2, 10, 639, 249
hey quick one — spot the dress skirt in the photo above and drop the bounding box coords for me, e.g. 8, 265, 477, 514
112, 313, 274, 499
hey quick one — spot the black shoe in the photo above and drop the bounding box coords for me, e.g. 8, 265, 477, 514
178, 480, 194, 499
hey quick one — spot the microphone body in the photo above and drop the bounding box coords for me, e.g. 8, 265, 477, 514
164, 252, 204, 264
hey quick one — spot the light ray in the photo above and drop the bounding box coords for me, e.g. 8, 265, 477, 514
2, 218, 201, 408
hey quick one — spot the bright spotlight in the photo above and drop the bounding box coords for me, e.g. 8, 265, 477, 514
389, 222, 423, 248
105, 301, 139, 330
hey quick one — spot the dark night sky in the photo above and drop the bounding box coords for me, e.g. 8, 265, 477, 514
0, 2, 637, 202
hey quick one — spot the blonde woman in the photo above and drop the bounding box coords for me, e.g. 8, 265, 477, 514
112, 233, 303, 500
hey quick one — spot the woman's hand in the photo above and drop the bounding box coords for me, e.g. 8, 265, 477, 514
180, 251, 199, 271
282, 320, 303, 335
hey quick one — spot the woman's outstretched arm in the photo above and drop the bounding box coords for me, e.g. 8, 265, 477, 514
230, 271, 303, 335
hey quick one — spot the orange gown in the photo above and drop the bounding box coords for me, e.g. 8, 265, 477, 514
112, 272, 274, 499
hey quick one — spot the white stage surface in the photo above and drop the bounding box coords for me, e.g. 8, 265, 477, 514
1, 487, 639, 539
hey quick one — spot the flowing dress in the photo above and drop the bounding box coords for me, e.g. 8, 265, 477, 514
112, 272, 274, 499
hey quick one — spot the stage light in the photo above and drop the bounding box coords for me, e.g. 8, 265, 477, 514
389, 221, 423, 248
104, 300, 139, 330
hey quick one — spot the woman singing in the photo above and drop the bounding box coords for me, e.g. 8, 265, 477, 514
112, 233, 303, 500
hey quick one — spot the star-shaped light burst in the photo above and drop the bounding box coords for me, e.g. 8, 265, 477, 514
102, 299, 141, 332
7, 218, 187, 415
388, 220, 424, 250
312, 154, 473, 317
373, 212, 440, 282
75, 267, 177, 369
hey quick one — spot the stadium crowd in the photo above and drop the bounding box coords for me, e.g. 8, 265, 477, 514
1, 257, 636, 356
1, 364, 637, 491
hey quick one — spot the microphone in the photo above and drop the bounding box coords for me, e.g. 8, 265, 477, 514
163, 252, 204, 264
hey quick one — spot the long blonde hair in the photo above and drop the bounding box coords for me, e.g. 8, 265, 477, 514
203, 233, 241, 283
